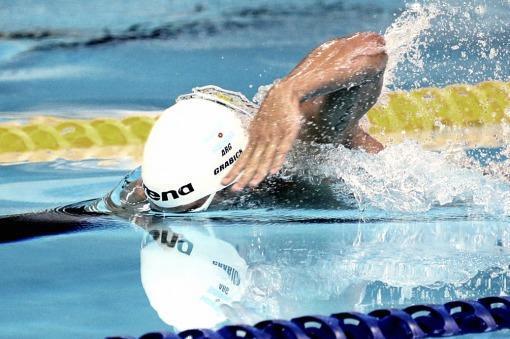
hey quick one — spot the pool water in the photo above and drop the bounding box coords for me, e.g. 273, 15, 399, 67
1, 148, 509, 338
1, 0, 509, 338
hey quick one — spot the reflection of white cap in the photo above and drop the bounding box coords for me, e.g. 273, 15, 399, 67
140, 227, 248, 330
142, 90, 249, 212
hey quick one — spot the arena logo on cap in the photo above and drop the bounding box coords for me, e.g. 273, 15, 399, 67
144, 183, 195, 201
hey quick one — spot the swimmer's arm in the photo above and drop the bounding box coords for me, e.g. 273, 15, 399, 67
276, 32, 387, 103
280, 32, 387, 152
223, 32, 387, 191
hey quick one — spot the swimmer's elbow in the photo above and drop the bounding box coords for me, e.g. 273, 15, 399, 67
354, 51, 388, 77
358, 32, 386, 46
367, 51, 388, 74
352, 32, 388, 73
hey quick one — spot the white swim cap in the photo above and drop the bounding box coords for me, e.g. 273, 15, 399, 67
142, 87, 252, 212
140, 226, 248, 330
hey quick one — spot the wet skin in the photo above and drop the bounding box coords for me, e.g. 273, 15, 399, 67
222, 32, 388, 190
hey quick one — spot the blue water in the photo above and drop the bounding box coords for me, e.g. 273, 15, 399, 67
1, 159, 510, 338
1, 0, 510, 338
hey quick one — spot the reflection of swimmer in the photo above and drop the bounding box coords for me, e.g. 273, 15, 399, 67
109, 33, 387, 213
140, 225, 250, 330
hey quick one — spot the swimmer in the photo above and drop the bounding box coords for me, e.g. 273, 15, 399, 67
112, 32, 388, 213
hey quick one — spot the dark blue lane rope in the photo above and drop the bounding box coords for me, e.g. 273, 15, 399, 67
107, 296, 510, 339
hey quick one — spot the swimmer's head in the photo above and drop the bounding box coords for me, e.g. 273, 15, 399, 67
142, 87, 251, 212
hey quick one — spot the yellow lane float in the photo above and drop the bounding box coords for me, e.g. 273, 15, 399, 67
0, 81, 508, 163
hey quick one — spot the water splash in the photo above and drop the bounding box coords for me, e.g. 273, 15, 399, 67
382, 2, 440, 96
284, 141, 510, 216
382, 0, 510, 92
318, 142, 510, 215
303, 0, 510, 216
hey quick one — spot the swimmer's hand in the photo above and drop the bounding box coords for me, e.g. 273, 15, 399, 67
221, 82, 303, 191
223, 32, 387, 191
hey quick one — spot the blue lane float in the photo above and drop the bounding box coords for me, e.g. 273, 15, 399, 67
107, 296, 510, 339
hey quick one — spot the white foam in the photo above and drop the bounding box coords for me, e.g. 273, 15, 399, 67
381, 0, 509, 92
284, 141, 510, 216
382, 3, 440, 97
321, 142, 510, 215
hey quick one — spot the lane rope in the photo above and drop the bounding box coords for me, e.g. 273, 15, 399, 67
108, 296, 510, 339
0, 81, 508, 161
368, 80, 509, 133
